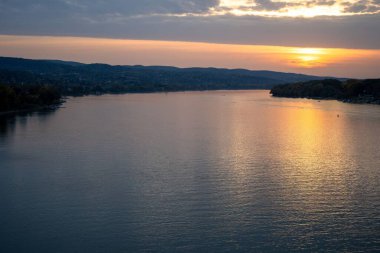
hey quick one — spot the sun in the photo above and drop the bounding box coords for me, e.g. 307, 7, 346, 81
294, 48, 325, 55
290, 48, 327, 68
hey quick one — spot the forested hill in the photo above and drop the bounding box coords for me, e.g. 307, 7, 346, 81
0, 56, 332, 95
0, 84, 61, 113
270, 79, 380, 104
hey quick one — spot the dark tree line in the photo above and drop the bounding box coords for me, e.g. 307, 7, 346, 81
270, 79, 380, 104
0, 84, 61, 112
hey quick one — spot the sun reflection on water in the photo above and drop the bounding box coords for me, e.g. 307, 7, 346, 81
274, 103, 358, 212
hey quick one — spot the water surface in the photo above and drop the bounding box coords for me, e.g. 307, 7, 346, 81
0, 91, 379, 252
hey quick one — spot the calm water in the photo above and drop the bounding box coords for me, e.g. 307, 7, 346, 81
0, 90, 379, 252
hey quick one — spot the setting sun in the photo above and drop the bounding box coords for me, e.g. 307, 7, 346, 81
291, 48, 327, 68
294, 48, 325, 55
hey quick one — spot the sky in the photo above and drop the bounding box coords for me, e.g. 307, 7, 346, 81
0, 0, 380, 78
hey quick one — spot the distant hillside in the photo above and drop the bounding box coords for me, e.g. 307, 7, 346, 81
0, 56, 336, 95
270, 79, 380, 104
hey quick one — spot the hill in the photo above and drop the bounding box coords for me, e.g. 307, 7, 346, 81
0, 56, 334, 95
270, 79, 380, 104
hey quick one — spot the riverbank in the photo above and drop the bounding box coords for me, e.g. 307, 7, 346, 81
0, 84, 63, 115
0, 102, 64, 116
270, 78, 380, 105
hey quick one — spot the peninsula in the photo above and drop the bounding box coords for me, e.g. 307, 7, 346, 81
270, 79, 380, 104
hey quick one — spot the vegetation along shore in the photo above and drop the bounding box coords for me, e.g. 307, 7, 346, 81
0, 84, 62, 114
270, 79, 380, 104
1, 57, 379, 115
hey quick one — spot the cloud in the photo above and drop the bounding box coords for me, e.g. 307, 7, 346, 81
210, 0, 380, 17
2, 0, 380, 19
0, 0, 379, 49
0, 0, 219, 16
253, 0, 289, 11
2, 1, 380, 20
343, 0, 380, 13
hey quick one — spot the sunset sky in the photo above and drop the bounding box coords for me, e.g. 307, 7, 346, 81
1, 0, 380, 78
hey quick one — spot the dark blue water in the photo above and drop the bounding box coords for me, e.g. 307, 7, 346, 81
1, 91, 379, 252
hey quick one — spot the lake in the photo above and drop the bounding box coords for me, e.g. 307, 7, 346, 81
0, 90, 379, 252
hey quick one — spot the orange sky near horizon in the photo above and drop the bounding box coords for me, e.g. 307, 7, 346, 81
1, 35, 379, 79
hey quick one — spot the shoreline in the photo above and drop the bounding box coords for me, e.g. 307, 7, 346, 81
271, 95, 380, 105
64, 87, 271, 97
0, 101, 64, 117
1, 89, 270, 116
270, 79, 380, 105
3, 89, 379, 117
